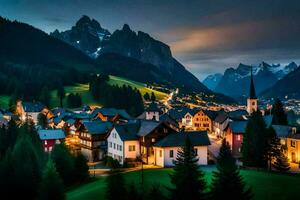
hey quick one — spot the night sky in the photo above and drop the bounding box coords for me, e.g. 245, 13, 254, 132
1, 0, 300, 80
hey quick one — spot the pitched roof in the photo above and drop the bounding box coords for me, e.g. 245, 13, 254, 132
114, 123, 140, 141
159, 113, 179, 128
272, 125, 294, 138
167, 107, 195, 121
91, 108, 131, 119
83, 121, 113, 135
23, 102, 45, 112
228, 121, 248, 134
38, 129, 65, 140
201, 110, 219, 120
228, 109, 248, 120
136, 120, 161, 137
214, 113, 229, 124
153, 131, 211, 147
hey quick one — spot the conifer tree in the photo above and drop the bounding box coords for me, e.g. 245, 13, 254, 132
105, 172, 128, 200
38, 159, 65, 200
73, 153, 89, 183
169, 137, 206, 200
242, 111, 269, 168
150, 92, 156, 102
273, 151, 290, 172
143, 92, 150, 101
51, 143, 74, 186
266, 127, 281, 170
272, 99, 288, 125
37, 112, 48, 129
11, 135, 42, 200
210, 139, 252, 200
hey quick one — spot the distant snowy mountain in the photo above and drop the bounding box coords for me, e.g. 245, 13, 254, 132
50, 15, 111, 58
202, 73, 222, 90
208, 62, 298, 97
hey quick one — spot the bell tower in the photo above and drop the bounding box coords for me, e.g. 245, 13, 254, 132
247, 67, 258, 114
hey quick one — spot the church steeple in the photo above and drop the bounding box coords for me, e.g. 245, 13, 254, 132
249, 67, 257, 99
247, 66, 258, 114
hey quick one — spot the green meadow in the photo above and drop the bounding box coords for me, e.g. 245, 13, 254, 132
67, 167, 300, 200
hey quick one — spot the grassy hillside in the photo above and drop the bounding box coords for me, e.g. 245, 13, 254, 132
0, 75, 167, 109
49, 75, 167, 108
67, 168, 300, 200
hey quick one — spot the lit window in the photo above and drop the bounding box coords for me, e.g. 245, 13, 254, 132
151, 138, 156, 142
129, 145, 136, 151
291, 140, 296, 147
44, 140, 47, 145
237, 135, 241, 141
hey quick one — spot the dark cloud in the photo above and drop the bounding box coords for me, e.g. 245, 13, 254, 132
1, 0, 300, 80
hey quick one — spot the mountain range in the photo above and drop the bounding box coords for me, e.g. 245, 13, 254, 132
203, 62, 299, 98
51, 15, 213, 95
0, 15, 234, 103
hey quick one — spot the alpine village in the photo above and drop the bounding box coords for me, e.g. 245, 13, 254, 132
1, 2, 300, 200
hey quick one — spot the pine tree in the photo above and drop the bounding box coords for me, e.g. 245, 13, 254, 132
143, 92, 150, 101
266, 127, 281, 170
38, 159, 65, 200
11, 135, 42, 200
105, 172, 128, 200
169, 137, 207, 200
73, 153, 89, 183
150, 92, 156, 102
210, 139, 252, 200
273, 151, 290, 172
271, 99, 288, 125
242, 111, 269, 168
51, 143, 74, 186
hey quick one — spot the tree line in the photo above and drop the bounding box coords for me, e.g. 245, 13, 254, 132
89, 74, 144, 116
105, 138, 252, 200
243, 99, 290, 171
0, 119, 89, 200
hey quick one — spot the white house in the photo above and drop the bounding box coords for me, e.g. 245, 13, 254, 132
145, 102, 160, 121
107, 123, 140, 164
153, 131, 211, 167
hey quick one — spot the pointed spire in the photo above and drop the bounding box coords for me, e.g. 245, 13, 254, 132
249, 66, 257, 99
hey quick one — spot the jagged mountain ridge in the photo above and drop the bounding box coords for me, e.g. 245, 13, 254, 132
204, 62, 298, 97
51, 15, 212, 95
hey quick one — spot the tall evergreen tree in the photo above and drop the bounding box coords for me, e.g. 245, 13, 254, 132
73, 153, 89, 183
51, 143, 74, 186
38, 159, 65, 200
266, 127, 281, 170
143, 92, 150, 101
273, 150, 290, 172
105, 171, 128, 200
169, 137, 207, 200
150, 92, 156, 102
271, 99, 288, 125
242, 111, 269, 168
11, 135, 42, 200
210, 139, 252, 200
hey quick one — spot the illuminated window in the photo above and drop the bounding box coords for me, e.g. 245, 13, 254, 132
237, 135, 241, 141
129, 145, 136, 151
291, 140, 296, 147
151, 138, 156, 142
